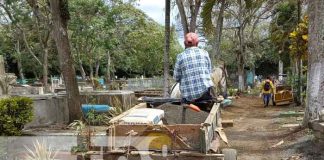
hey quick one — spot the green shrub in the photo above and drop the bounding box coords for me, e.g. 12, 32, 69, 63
0, 97, 34, 136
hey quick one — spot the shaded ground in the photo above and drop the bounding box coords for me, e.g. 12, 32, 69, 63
221, 96, 324, 160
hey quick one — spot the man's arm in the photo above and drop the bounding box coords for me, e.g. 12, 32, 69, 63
205, 51, 212, 73
173, 56, 182, 82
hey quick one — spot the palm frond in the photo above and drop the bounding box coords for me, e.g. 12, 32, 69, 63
201, 0, 217, 35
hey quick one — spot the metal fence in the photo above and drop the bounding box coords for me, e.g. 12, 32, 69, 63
124, 77, 164, 91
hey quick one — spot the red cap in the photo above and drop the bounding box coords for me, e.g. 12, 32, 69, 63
184, 32, 199, 46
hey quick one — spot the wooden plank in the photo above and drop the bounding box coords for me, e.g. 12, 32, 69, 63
109, 103, 146, 124
222, 120, 234, 128
279, 111, 304, 117
200, 128, 206, 153
108, 103, 222, 154
101, 152, 224, 160
108, 124, 202, 150
111, 124, 200, 136
179, 151, 223, 157
201, 103, 220, 153
203, 103, 220, 126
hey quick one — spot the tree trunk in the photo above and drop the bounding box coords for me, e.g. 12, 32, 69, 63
163, 0, 171, 97
95, 60, 100, 78
295, 0, 302, 106
17, 58, 24, 80
28, 1, 51, 93
296, 56, 302, 106
238, 53, 245, 91
79, 61, 86, 80
213, 0, 225, 61
43, 46, 49, 92
15, 40, 24, 80
105, 51, 111, 83
49, 0, 82, 122
188, 0, 201, 33
303, 0, 324, 125
176, 0, 189, 35
89, 63, 94, 80
237, 0, 245, 91
33, 71, 39, 79
279, 59, 283, 81
299, 59, 304, 104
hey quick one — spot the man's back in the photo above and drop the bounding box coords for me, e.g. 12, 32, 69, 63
261, 79, 275, 94
173, 47, 213, 101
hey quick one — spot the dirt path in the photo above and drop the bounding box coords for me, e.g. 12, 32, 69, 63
221, 96, 324, 160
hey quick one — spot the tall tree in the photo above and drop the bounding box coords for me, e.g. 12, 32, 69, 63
201, 0, 226, 62
69, 0, 108, 80
49, 0, 82, 121
225, 0, 279, 91
163, 0, 171, 97
176, 0, 202, 35
26, 0, 52, 92
295, 0, 302, 106
270, 0, 305, 105
213, 0, 225, 61
303, 0, 324, 124
0, 1, 43, 78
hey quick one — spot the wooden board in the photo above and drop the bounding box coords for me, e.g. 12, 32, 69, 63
222, 120, 234, 128
109, 103, 146, 124
100, 152, 224, 160
107, 102, 222, 154
201, 103, 221, 153
107, 124, 202, 150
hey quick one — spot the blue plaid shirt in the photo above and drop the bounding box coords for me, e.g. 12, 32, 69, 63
173, 47, 213, 101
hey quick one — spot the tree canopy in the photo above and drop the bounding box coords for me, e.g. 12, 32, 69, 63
0, 0, 182, 80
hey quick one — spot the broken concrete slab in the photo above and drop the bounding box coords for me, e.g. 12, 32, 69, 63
314, 131, 324, 140
310, 120, 324, 142
282, 124, 301, 128
279, 111, 304, 117
296, 117, 303, 121
310, 121, 324, 132
320, 109, 324, 122
270, 140, 284, 148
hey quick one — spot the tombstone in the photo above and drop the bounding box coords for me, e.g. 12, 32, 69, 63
0, 56, 17, 95
80, 90, 136, 111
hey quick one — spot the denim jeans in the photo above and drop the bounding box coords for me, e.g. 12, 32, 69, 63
181, 87, 215, 112
181, 87, 215, 103
263, 93, 271, 106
